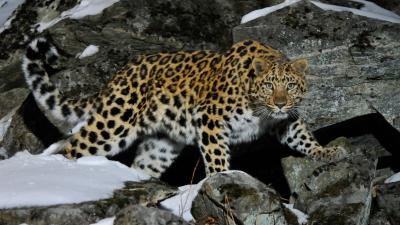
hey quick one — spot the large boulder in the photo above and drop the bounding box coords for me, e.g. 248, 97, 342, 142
233, 1, 400, 131
191, 171, 290, 225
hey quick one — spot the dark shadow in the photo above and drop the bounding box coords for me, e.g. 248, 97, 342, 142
21, 94, 63, 147
313, 113, 400, 171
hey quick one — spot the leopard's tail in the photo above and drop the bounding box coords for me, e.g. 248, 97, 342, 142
22, 38, 93, 134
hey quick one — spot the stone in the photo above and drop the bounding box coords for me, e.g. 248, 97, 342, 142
191, 171, 289, 225
233, 1, 400, 131
114, 205, 190, 225
368, 209, 392, 225
0, 51, 25, 94
281, 136, 388, 225
0, 180, 177, 225
0, 88, 29, 119
374, 181, 400, 224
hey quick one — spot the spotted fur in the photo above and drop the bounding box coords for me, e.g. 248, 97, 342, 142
22, 38, 347, 177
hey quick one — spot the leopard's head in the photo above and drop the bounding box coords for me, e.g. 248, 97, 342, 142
249, 58, 308, 120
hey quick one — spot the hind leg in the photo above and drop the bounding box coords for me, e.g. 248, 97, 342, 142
132, 137, 184, 178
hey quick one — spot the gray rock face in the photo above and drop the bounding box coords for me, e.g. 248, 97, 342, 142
233, 1, 400, 131
191, 171, 289, 225
0, 88, 29, 119
281, 136, 390, 225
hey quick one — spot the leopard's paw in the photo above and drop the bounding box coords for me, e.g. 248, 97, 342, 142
321, 145, 348, 162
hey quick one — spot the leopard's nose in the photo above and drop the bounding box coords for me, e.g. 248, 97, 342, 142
275, 102, 286, 109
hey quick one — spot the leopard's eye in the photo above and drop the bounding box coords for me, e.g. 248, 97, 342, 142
265, 82, 273, 90
287, 83, 296, 90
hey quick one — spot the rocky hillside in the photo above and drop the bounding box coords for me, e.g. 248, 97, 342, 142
0, 0, 399, 224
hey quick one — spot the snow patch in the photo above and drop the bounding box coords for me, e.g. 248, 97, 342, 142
36, 0, 120, 32
0, 151, 150, 209
0, 0, 25, 33
385, 172, 400, 183
90, 217, 115, 225
77, 45, 99, 59
310, 0, 400, 24
241, 0, 400, 24
241, 0, 301, 24
161, 179, 206, 222
283, 203, 309, 225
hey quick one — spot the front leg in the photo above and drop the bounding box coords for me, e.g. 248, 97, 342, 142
280, 119, 347, 162
197, 114, 230, 176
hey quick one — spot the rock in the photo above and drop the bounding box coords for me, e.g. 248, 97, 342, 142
191, 171, 290, 225
114, 205, 190, 225
233, 1, 400, 131
0, 88, 29, 119
281, 136, 388, 225
374, 181, 400, 224
368, 209, 392, 225
0, 180, 177, 225
0, 51, 25, 93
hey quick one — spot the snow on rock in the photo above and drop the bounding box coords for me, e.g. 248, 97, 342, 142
160, 170, 248, 221
36, 0, 120, 32
385, 172, 400, 184
310, 0, 400, 24
283, 203, 309, 225
0, 151, 150, 209
241, 0, 301, 24
241, 0, 400, 24
161, 179, 206, 222
90, 217, 115, 225
77, 45, 99, 59
0, 0, 25, 33
40, 140, 68, 155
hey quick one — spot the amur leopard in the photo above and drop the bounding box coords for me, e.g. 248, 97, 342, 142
22, 38, 347, 177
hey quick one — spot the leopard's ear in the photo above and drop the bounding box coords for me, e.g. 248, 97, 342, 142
252, 57, 272, 76
291, 58, 309, 74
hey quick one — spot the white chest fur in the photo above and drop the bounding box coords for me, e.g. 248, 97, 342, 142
228, 109, 264, 144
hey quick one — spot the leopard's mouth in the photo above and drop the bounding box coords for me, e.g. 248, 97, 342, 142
271, 111, 288, 119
